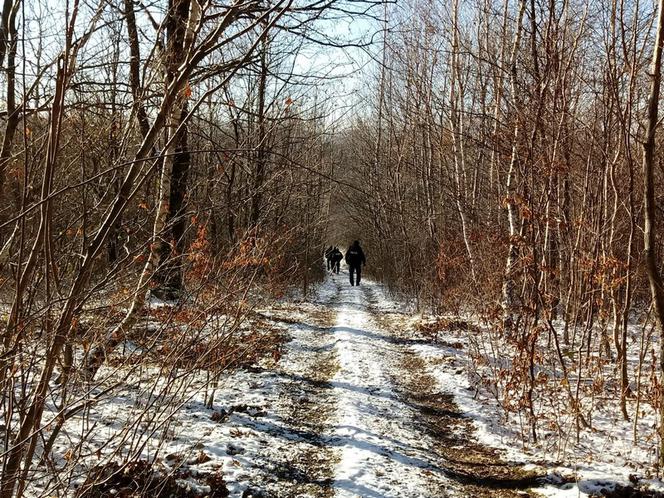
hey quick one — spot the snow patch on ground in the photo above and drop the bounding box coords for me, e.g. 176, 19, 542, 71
362, 281, 664, 496
27, 272, 663, 497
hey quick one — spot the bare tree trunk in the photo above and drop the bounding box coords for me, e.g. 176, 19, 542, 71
0, 0, 20, 249
642, 0, 664, 467
502, 0, 527, 334
250, 23, 269, 228
154, 0, 193, 299
124, 0, 151, 139
449, 0, 477, 284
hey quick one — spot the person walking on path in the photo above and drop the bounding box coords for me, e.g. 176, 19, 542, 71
345, 240, 366, 286
330, 247, 343, 274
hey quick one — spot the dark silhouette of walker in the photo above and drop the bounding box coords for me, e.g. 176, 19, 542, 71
325, 246, 343, 274
345, 240, 366, 286
330, 247, 343, 274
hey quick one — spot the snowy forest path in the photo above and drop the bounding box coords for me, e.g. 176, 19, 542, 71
326, 275, 452, 497
262, 273, 544, 497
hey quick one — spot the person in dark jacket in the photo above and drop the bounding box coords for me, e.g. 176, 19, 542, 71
324, 246, 334, 271
345, 240, 366, 286
330, 247, 343, 274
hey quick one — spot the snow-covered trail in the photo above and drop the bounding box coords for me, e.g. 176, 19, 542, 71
149, 273, 541, 498
328, 277, 451, 497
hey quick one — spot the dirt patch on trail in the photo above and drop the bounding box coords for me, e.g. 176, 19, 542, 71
396, 351, 543, 497
281, 347, 339, 496
257, 303, 337, 331
267, 305, 340, 498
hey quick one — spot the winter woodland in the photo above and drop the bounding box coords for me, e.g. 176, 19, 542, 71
2, 0, 664, 496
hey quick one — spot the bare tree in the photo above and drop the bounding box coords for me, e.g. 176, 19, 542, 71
641, 0, 664, 467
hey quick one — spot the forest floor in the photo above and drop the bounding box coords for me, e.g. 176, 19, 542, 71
62, 273, 664, 498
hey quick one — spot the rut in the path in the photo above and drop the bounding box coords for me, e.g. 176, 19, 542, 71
277, 311, 339, 497
257, 285, 343, 498
363, 285, 544, 498
394, 351, 543, 497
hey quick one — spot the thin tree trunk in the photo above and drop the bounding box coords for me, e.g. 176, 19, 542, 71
642, 0, 664, 467
502, 0, 527, 334
449, 0, 477, 284
250, 23, 269, 228
0, 0, 20, 249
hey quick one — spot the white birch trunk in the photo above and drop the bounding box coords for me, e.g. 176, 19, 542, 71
501, 0, 527, 333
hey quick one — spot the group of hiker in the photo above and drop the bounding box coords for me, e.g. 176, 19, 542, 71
324, 241, 366, 286
325, 246, 343, 273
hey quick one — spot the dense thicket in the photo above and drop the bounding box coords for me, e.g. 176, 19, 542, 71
341, 0, 664, 455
